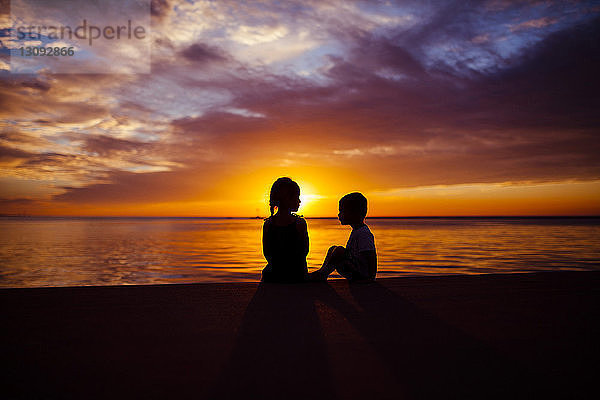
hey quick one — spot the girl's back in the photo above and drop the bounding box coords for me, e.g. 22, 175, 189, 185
262, 215, 308, 283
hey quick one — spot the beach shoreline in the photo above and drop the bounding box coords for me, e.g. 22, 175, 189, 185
3, 271, 598, 399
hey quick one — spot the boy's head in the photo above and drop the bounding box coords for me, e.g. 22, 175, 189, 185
338, 192, 367, 225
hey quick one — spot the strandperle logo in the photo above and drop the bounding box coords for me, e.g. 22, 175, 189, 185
9, 0, 151, 74
15, 19, 147, 46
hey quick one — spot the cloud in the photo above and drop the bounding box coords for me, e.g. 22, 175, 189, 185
180, 43, 230, 64
229, 24, 289, 45
509, 16, 559, 32
52, 169, 198, 203
2, 0, 599, 212
471, 34, 490, 44
0, 143, 36, 164
151, 0, 172, 20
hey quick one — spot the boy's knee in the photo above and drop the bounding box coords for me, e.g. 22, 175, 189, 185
332, 246, 345, 258
335, 263, 355, 280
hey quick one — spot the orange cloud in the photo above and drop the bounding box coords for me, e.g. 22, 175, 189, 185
510, 17, 559, 32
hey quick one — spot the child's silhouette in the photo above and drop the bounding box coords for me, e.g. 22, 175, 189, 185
309, 192, 377, 281
261, 177, 309, 283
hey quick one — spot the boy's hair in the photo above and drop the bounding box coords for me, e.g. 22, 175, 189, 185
340, 192, 368, 219
269, 177, 300, 216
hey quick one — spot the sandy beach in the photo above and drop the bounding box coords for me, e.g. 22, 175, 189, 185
2, 271, 598, 399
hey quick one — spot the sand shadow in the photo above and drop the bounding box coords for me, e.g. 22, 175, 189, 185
211, 280, 542, 399
322, 280, 540, 399
208, 282, 334, 400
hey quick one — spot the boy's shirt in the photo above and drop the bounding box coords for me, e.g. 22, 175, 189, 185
345, 224, 376, 279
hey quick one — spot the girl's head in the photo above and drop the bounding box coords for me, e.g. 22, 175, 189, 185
269, 177, 301, 216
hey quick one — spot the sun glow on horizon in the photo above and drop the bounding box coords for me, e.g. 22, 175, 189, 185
6, 178, 596, 218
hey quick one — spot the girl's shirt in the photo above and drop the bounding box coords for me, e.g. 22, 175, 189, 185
262, 215, 309, 282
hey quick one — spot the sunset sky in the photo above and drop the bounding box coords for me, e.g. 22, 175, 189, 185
1, 0, 599, 217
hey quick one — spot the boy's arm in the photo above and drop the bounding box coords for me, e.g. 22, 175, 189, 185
357, 250, 377, 280
351, 229, 377, 280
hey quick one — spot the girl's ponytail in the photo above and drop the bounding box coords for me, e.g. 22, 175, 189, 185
269, 201, 276, 216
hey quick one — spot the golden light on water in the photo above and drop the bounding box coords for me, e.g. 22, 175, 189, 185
2, 216, 598, 287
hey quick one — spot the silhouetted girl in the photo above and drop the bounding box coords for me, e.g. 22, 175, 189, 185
261, 177, 309, 283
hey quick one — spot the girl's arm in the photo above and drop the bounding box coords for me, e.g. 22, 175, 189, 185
262, 219, 272, 262
296, 218, 309, 257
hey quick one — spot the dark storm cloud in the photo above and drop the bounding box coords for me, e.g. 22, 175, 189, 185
81, 135, 155, 157
482, 16, 600, 127
18, 152, 79, 167
151, 0, 172, 19
0, 144, 35, 162
180, 43, 230, 64
183, 10, 599, 186
19, 79, 52, 92
172, 110, 273, 138
0, 74, 111, 121
0, 197, 37, 208
297, 14, 597, 133
53, 167, 216, 203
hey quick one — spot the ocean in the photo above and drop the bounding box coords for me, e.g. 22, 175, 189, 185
1, 216, 599, 288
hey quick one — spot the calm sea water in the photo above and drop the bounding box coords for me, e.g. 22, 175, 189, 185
1, 217, 599, 288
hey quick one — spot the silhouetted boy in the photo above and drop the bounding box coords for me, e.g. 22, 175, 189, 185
309, 192, 377, 281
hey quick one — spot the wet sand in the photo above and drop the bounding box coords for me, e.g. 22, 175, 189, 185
2, 271, 599, 399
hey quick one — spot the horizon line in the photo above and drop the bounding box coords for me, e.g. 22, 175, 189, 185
1, 214, 599, 219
